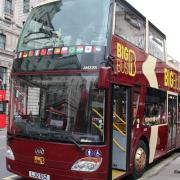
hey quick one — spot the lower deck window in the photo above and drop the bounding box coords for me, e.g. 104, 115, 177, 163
144, 88, 166, 126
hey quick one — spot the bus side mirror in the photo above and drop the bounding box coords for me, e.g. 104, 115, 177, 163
98, 67, 111, 89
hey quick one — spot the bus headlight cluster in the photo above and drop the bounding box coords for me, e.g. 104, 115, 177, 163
6, 145, 15, 160
71, 157, 102, 172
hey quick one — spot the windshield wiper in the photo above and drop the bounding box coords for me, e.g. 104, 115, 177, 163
48, 131, 84, 152
67, 135, 85, 152
23, 28, 59, 44
11, 133, 38, 141
23, 35, 51, 44
24, 27, 55, 38
45, 131, 84, 152
17, 124, 84, 152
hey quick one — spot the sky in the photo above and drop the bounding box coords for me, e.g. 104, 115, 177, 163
126, 0, 180, 61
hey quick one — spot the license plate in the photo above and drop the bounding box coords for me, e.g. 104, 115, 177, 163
29, 171, 50, 180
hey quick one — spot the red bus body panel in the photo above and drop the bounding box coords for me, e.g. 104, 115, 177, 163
111, 34, 180, 174
7, 139, 109, 180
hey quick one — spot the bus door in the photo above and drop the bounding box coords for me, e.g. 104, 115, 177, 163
167, 93, 178, 150
176, 95, 180, 147
112, 85, 131, 174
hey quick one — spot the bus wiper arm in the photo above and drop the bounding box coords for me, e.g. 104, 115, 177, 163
47, 132, 84, 152
24, 27, 54, 38
23, 29, 59, 44
23, 35, 51, 44
67, 135, 85, 152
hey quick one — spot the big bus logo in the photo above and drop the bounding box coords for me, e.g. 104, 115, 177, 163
116, 42, 136, 77
164, 68, 180, 90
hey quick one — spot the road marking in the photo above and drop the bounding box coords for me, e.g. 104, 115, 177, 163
2, 175, 18, 179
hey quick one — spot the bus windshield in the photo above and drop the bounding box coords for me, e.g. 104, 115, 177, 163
11, 74, 105, 144
17, 0, 110, 52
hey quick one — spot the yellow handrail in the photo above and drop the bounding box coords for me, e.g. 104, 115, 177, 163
92, 122, 103, 133
113, 112, 126, 124
113, 138, 126, 152
113, 123, 126, 136
92, 122, 126, 152
92, 108, 103, 119
92, 109, 126, 152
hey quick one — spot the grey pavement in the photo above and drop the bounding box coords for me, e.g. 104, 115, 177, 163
139, 152, 180, 180
146, 156, 180, 180
0, 128, 8, 177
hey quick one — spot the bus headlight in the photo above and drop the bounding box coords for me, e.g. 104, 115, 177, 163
6, 145, 15, 160
71, 157, 102, 172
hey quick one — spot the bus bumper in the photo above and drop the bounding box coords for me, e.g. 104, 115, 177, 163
6, 159, 107, 180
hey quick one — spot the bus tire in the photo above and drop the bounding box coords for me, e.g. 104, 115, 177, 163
133, 140, 148, 179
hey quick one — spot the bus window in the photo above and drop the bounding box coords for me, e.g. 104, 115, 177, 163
115, 0, 146, 50
133, 92, 140, 122
144, 88, 166, 126
91, 89, 105, 140
0, 102, 6, 114
148, 23, 165, 60
0, 67, 7, 90
17, 0, 110, 51
11, 75, 105, 144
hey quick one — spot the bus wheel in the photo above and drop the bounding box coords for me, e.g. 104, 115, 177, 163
133, 140, 148, 179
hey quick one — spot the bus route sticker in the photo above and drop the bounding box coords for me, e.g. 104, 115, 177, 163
85, 149, 94, 157
94, 150, 102, 157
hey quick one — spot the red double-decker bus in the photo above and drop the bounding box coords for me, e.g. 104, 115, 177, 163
6, 0, 180, 179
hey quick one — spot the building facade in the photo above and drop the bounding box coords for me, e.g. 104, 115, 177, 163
0, 0, 42, 115
15, 0, 44, 27
0, 0, 20, 116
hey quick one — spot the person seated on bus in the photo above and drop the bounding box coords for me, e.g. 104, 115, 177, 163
145, 103, 161, 125
159, 102, 166, 124
150, 103, 159, 116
